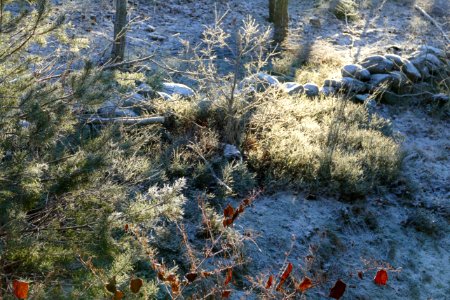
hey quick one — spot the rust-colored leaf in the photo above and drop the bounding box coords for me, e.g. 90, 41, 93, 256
358, 271, 364, 280
224, 268, 232, 286
106, 277, 117, 293
222, 218, 234, 227
113, 290, 124, 300
329, 279, 346, 299
224, 204, 234, 218
374, 269, 388, 285
265, 275, 274, 289
221, 290, 232, 298
130, 278, 143, 293
202, 271, 213, 278
276, 262, 293, 291
171, 280, 180, 295
185, 272, 198, 282
298, 276, 313, 292
124, 224, 129, 232
13, 280, 29, 299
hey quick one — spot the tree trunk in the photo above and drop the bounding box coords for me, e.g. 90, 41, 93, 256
268, 0, 275, 22
111, 0, 127, 62
272, 0, 289, 45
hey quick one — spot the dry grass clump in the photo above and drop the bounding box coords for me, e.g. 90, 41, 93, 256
245, 92, 401, 195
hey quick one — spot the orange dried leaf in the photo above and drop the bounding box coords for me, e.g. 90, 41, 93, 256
298, 276, 313, 292
265, 275, 274, 289
221, 290, 232, 298
185, 272, 198, 282
223, 218, 234, 227
113, 290, 124, 300
374, 269, 388, 285
130, 278, 143, 293
13, 280, 29, 299
124, 224, 129, 232
202, 271, 213, 278
329, 279, 346, 299
224, 268, 233, 286
224, 204, 234, 218
276, 262, 293, 291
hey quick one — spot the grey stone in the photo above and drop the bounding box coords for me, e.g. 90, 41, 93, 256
368, 74, 394, 91
162, 82, 195, 98
124, 93, 146, 107
144, 25, 156, 32
303, 83, 319, 97
355, 94, 370, 102
432, 93, 449, 104
19, 120, 31, 128
148, 33, 166, 41
282, 82, 304, 95
418, 46, 446, 59
411, 53, 443, 72
224, 144, 241, 160
341, 64, 371, 81
137, 83, 155, 97
257, 72, 280, 86
114, 108, 138, 117
320, 86, 337, 96
309, 17, 321, 27
157, 91, 173, 101
341, 77, 367, 93
389, 71, 409, 89
384, 54, 422, 82
98, 100, 117, 117
360, 55, 394, 74
323, 79, 343, 89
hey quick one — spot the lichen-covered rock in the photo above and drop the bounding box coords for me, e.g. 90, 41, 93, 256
239, 72, 280, 93
224, 144, 241, 160
303, 83, 319, 97
389, 71, 409, 90
341, 64, 371, 81
98, 100, 139, 117
282, 82, 304, 95
360, 55, 394, 74
162, 82, 195, 98
256, 72, 280, 87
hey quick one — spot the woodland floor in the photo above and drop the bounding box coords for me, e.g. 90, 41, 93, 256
55, 0, 449, 298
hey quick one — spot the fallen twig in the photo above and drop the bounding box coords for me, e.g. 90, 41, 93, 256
414, 5, 450, 44
82, 115, 165, 125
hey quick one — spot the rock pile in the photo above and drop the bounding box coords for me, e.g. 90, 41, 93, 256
98, 45, 448, 118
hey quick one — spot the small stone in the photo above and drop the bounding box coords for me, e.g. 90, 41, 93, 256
282, 82, 304, 95
341, 64, 371, 81
320, 86, 337, 96
257, 72, 280, 86
114, 108, 138, 117
309, 16, 321, 27
124, 93, 146, 107
418, 45, 446, 59
98, 100, 117, 117
385, 54, 422, 82
162, 82, 195, 98
360, 55, 394, 74
389, 71, 409, 90
137, 83, 156, 97
341, 77, 368, 93
19, 120, 31, 128
224, 144, 241, 160
145, 25, 156, 32
410, 53, 443, 72
355, 94, 370, 102
148, 33, 166, 41
303, 83, 319, 97
432, 93, 449, 104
